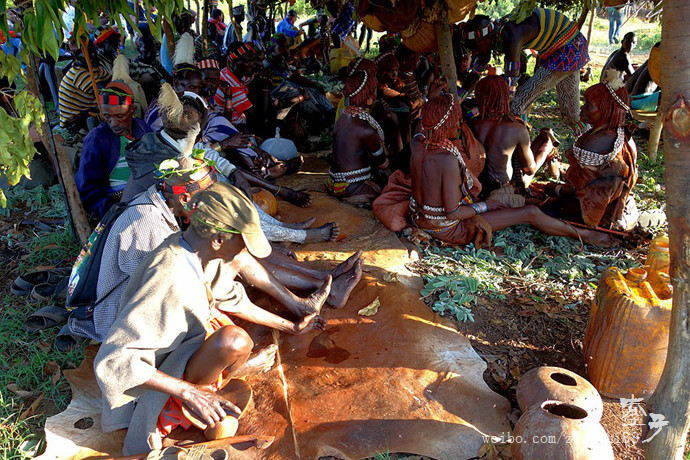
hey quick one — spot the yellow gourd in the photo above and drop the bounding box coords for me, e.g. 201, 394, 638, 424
584, 267, 671, 399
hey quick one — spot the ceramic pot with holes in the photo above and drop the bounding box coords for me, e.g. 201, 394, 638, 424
511, 400, 614, 460
516, 366, 603, 421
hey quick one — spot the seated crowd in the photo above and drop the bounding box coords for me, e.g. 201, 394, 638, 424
22, 3, 645, 455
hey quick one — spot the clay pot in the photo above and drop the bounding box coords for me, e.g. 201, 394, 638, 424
252, 187, 278, 217
512, 401, 614, 460
516, 366, 603, 421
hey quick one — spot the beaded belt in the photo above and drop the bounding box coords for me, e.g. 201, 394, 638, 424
328, 167, 372, 184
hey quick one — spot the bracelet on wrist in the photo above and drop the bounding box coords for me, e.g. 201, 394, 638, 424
470, 203, 482, 215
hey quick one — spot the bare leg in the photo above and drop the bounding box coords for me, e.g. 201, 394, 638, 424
185, 325, 253, 385
522, 132, 554, 187
237, 252, 329, 315
263, 250, 361, 279
261, 257, 363, 308
483, 205, 615, 246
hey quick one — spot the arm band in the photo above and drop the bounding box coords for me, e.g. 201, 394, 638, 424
371, 146, 384, 157
458, 87, 470, 100
505, 60, 520, 73
505, 76, 518, 93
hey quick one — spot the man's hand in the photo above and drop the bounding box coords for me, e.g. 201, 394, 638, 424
428, 77, 449, 99
471, 215, 493, 249
293, 312, 327, 334
220, 133, 254, 150
181, 383, 241, 428
484, 198, 508, 211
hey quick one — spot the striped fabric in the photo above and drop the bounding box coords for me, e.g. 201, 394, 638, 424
522, 8, 577, 55
213, 67, 253, 124
108, 136, 132, 193
58, 65, 111, 127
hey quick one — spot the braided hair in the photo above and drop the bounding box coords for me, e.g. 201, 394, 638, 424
421, 94, 461, 143
475, 75, 511, 120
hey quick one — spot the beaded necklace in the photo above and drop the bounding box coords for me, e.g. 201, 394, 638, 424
573, 127, 625, 167
343, 105, 385, 142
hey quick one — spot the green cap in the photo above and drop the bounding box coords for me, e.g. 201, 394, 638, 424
191, 182, 271, 258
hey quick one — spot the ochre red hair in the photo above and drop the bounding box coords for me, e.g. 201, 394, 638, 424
475, 75, 510, 120
421, 94, 461, 142
583, 83, 631, 130
344, 59, 378, 107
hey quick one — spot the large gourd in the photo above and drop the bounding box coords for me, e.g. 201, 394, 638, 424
584, 267, 671, 399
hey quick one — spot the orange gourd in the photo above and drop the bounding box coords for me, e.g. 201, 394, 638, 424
252, 187, 278, 217
584, 267, 671, 399
646, 234, 670, 295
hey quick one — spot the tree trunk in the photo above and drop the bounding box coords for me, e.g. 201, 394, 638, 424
26, 57, 91, 244
586, 5, 595, 46
201, 0, 209, 56
643, 1, 690, 459
435, 11, 458, 98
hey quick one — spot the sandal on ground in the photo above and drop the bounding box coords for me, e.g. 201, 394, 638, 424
53, 325, 87, 352
22, 305, 70, 333
31, 276, 69, 303
13, 267, 71, 295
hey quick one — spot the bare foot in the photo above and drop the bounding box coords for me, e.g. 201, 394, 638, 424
266, 163, 287, 179
284, 217, 316, 230
331, 250, 363, 278
582, 231, 618, 247
233, 344, 278, 378
280, 188, 312, 207
327, 259, 363, 309
304, 222, 340, 243
300, 276, 332, 315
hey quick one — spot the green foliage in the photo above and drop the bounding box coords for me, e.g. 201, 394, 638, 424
415, 225, 642, 325
0, 56, 45, 207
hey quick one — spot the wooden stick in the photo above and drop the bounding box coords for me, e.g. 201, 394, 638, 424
104, 435, 275, 460
562, 219, 629, 237
79, 26, 103, 119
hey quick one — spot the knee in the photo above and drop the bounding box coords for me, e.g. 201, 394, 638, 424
523, 204, 541, 221
212, 325, 254, 357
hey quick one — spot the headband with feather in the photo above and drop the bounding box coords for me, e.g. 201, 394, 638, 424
158, 82, 184, 124
603, 69, 630, 112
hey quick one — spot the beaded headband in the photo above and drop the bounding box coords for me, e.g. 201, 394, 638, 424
604, 82, 631, 112
427, 96, 456, 131
347, 70, 368, 97
348, 56, 364, 76
467, 22, 494, 40
162, 168, 217, 195
99, 88, 134, 106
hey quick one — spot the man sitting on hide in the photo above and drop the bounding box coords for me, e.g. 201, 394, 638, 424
469, 75, 558, 200
327, 58, 390, 206
75, 81, 151, 218
94, 182, 331, 455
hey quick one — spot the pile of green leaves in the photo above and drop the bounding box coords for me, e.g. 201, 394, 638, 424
414, 225, 642, 323
307, 72, 344, 94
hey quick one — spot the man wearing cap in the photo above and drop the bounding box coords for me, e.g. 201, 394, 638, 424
75, 81, 151, 218
276, 10, 304, 40
94, 182, 330, 455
